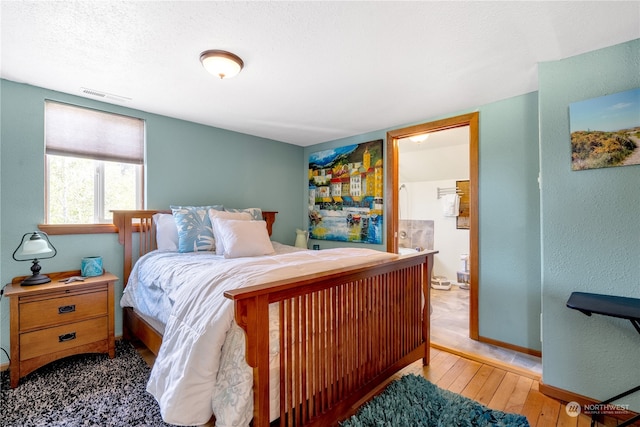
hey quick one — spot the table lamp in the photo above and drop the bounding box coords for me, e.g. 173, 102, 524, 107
12, 231, 57, 285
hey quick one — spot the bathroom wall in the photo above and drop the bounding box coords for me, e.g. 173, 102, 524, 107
398, 131, 470, 281
398, 219, 434, 252
401, 179, 469, 280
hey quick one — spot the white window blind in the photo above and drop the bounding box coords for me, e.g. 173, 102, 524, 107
45, 100, 144, 164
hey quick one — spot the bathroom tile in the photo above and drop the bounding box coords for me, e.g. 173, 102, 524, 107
410, 221, 434, 250
430, 285, 541, 374
398, 219, 410, 246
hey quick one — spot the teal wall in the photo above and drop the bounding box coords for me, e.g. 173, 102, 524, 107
539, 39, 640, 407
2, 37, 638, 409
0, 80, 304, 362
304, 91, 542, 352
477, 93, 541, 348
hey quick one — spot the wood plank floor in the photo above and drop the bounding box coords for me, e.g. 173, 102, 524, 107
134, 343, 621, 427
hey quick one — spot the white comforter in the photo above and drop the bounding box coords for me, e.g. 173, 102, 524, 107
120, 243, 397, 426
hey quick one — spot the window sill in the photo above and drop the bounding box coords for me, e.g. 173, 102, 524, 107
39, 223, 118, 235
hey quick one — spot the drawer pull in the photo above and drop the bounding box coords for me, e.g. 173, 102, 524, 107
58, 305, 76, 314
59, 332, 76, 342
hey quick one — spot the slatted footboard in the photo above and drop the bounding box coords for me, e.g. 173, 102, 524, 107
225, 251, 434, 427
113, 209, 433, 427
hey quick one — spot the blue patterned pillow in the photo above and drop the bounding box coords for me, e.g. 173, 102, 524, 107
171, 205, 224, 253
224, 207, 263, 221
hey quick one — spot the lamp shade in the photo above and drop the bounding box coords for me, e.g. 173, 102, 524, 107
200, 50, 244, 79
12, 231, 57, 286
14, 232, 57, 259
20, 234, 53, 256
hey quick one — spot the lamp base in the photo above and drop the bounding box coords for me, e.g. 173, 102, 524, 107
21, 274, 51, 286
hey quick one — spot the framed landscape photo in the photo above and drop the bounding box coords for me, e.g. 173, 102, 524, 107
307, 139, 383, 244
569, 87, 640, 171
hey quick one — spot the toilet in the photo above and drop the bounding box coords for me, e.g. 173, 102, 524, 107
431, 276, 452, 290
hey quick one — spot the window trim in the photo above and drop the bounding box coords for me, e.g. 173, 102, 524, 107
39, 223, 118, 235
39, 222, 145, 235
45, 155, 145, 225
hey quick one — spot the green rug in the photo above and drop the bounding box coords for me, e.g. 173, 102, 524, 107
341, 374, 530, 427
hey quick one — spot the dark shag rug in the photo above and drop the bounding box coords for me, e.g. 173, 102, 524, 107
341, 374, 530, 427
0, 341, 176, 427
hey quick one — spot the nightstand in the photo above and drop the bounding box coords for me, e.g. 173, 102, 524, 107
4, 270, 117, 388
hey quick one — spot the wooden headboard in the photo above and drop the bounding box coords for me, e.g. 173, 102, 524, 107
112, 210, 278, 286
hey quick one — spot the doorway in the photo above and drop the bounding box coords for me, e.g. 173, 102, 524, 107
386, 112, 479, 340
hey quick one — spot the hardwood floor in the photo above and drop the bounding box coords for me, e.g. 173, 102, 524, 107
395, 348, 607, 427
133, 342, 621, 427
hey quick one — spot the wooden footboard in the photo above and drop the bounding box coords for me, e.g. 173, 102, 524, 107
225, 251, 434, 427
114, 210, 433, 427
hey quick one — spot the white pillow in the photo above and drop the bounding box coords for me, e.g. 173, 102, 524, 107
153, 213, 179, 251
223, 207, 263, 221
212, 218, 275, 259
208, 209, 253, 255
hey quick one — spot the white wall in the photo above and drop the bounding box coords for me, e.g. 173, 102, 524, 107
399, 135, 470, 281
401, 180, 469, 280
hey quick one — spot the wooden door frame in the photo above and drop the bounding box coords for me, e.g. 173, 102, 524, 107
386, 112, 479, 340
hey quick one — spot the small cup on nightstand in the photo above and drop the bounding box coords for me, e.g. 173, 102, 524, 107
81, 256, 104, 277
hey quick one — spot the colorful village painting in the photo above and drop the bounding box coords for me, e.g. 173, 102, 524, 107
308, 139, 384, 244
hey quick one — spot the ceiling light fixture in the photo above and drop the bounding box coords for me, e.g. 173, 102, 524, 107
200, 50, 244, 79
409, 133, 429, 143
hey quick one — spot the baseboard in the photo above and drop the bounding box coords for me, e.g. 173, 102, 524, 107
540, 382, 640, 426
430, 342, 541, 381
477, 335, 542, 358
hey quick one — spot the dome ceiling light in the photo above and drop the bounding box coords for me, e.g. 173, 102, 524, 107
409, 133, 430, 143
200, 50, 244, 79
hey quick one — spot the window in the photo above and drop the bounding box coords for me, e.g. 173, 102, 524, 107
45, 101, 144, 224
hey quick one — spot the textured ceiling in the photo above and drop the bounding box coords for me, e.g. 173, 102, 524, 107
1, 1, 639, 146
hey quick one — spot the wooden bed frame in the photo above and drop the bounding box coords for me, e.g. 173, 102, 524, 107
113, 209, 435, 427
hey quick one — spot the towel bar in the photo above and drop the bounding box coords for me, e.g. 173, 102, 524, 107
436, 186, 463, 199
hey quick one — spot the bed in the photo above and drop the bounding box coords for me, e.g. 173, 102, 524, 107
113, 208, 435, 427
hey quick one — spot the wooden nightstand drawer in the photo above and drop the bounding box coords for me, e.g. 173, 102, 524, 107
5, 271, 117, 387
19, 317, 108, 361
19, 289, 108, 331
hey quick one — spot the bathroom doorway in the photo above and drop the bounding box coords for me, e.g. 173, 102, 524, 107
386, 113, 479, 341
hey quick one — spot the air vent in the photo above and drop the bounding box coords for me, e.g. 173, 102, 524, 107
82, 88, 106, 97
80, 87, 131, 102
